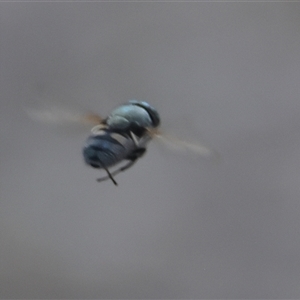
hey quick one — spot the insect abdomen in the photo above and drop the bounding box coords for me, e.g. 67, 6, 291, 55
83, 132, 132, 169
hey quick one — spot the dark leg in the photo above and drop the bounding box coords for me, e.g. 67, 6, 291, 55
102, 165, 118, 186
96, 148, 146, 185
96, 159, 137, 183
97, 159, 118, 186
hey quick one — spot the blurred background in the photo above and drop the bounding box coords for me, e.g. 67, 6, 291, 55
1, 2, 300, 298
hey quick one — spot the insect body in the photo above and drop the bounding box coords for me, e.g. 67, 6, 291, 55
83, 100, 160, 185
28, 99, 216, 186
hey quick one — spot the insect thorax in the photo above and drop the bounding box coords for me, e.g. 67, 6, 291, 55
105, 101, 160, 132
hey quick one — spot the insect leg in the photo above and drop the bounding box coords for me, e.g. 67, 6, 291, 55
96, 148, 146, 184
97, 160, 118, 186
96, 159, 137, 183
102, 165, 118, 186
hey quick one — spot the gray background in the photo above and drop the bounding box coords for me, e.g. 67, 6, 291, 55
1, 2, 300, 298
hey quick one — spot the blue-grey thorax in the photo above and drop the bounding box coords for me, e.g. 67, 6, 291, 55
83, 130, 136, 169
106, 100, 160, 131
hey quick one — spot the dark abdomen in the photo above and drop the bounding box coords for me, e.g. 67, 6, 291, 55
83, 132, 133, 169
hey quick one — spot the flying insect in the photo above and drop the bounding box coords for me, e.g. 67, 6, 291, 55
83, 100, 160, 185
28, 100, 216, 186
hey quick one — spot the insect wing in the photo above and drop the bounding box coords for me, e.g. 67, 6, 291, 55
149, 128, 220, 161
26, 105, 103, 127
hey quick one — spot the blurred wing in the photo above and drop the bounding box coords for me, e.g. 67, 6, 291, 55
26, 106, 103, 127
149, 128, 220, 160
